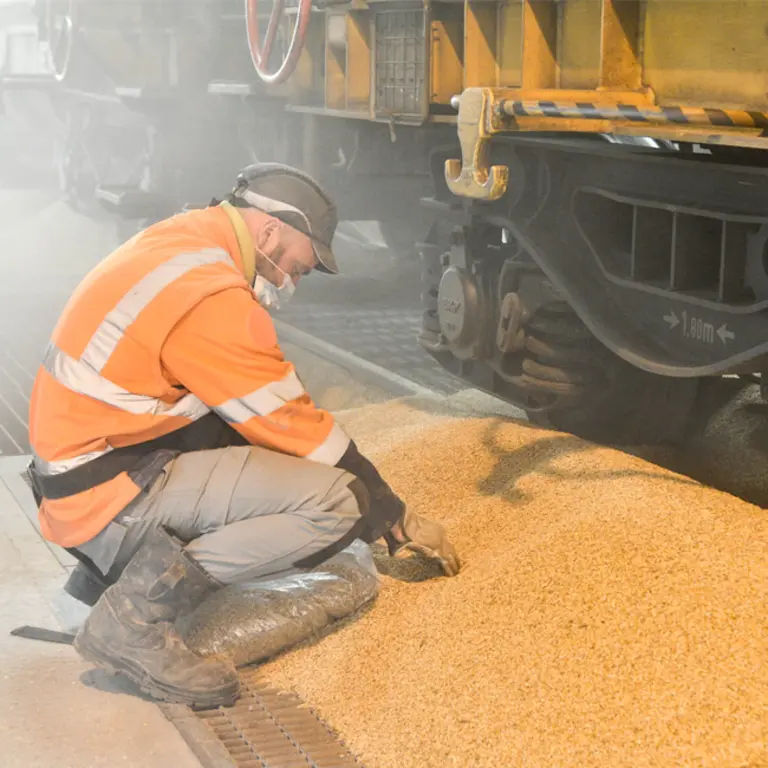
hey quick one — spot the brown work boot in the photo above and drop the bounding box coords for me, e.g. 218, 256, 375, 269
74, 526, 240, 708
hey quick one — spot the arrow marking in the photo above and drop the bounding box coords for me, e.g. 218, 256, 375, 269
663, 310, 680, 330
717, 324, 735, 344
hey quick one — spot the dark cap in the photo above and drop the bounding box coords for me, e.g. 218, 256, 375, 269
231, 163, 339, 275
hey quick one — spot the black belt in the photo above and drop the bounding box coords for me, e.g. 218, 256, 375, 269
29, 416, 386, 576
28, 413, 248, 502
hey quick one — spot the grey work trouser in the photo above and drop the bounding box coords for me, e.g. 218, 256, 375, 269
81, 446, 362, 585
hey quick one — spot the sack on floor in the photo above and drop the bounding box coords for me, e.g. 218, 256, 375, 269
175, 540, 379, 667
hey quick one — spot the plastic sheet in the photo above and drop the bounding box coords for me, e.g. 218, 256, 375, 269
176, 540, 380, 667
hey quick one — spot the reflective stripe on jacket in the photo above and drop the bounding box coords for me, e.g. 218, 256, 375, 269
29, 204, 349, 548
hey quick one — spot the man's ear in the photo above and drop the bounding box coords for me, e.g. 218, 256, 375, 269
255, 217, 283, 254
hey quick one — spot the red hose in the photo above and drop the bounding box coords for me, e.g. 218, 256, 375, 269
246, 0, 312, 86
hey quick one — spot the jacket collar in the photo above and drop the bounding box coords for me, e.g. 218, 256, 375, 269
219, 201, 256, 285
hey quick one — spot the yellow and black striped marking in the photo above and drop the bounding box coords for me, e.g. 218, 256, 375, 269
499, 100, 768, 134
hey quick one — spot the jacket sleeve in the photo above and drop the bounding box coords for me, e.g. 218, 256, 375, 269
160, 287, 350, 465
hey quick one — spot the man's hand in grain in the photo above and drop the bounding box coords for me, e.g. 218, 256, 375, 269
385, 510, 461, 577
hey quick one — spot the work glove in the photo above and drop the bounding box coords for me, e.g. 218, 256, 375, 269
384, 510, 461, 577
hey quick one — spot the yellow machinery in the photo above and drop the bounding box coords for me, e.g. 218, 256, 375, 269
6, 0, 768, 443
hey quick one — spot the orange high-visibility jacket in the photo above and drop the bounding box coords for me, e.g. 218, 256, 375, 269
29, 204, 350, 548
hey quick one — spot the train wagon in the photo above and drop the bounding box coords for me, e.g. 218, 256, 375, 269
4, 0, 768, 444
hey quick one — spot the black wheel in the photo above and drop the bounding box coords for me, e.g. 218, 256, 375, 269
526, 348, 700, 445
417, 213, 701, 446
521, 302, 700, 445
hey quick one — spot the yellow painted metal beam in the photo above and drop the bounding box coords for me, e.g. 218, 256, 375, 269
464, 1, 498, 88
521, 0, 558, 89
430, 11, 464, 104
559, 0, 600, 90
599, 0, 642, 91
497, 1, 522, 87
324, 13, 346, 110
345, 11, 371, 111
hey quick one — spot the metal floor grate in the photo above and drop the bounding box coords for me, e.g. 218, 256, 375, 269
162, 669, 363, 768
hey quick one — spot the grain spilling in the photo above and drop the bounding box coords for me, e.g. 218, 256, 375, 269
260, 393, 768, 768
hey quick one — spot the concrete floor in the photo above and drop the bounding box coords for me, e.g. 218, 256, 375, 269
0, 453, 204, 768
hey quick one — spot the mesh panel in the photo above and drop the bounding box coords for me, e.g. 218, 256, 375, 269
374, 8, 426, 118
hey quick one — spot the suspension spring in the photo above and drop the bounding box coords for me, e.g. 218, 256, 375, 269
520, 303, 607, 400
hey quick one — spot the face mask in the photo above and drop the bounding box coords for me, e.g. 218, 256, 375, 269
252, 258, 296, 311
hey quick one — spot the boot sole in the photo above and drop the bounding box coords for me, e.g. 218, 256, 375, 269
74, 635, 240, 709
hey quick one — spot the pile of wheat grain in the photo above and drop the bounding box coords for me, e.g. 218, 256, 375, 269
261, 393, 768, 768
